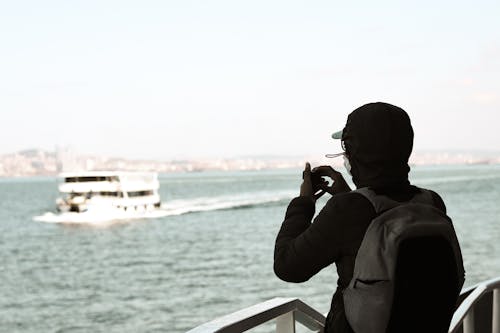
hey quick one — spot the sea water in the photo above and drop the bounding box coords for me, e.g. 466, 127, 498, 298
1, 165, 500, 332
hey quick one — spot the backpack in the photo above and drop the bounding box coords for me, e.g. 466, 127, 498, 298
343, 187, 465, 333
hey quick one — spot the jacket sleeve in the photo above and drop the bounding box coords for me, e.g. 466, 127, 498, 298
273, 196, 342, 283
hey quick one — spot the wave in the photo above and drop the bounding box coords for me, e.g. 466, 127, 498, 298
159, 190, 295, 216
33, 190, 296, 225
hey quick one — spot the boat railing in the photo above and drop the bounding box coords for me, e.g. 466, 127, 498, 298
188, 276, 500, 333
186, 297, 325, 333
449, 276, 500, 333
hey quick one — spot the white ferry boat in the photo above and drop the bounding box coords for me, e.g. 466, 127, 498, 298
56, 171, 161, 213
35, 171, 162, 223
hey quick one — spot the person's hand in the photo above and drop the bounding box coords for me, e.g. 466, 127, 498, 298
300, 162, 326, 201
311, 165, 351, 195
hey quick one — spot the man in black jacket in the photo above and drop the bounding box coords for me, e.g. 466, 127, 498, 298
274, 102, 459, 332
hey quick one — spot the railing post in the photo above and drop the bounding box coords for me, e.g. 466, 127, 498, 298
493, 288, 500, 333
276, 311, 295, 333
463, 308, 475, 333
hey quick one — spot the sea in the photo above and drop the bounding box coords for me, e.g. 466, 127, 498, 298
1, 165, 500, 332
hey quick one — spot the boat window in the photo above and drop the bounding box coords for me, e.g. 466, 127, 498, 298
65, 176, 110, 183
98, 191, 120, 197
66, 192, 121, 198
127, 190, 154, 197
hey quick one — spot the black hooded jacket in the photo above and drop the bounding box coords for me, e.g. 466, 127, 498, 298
273, 103, 449, 332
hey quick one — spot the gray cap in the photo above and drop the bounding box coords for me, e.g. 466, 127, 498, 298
331, 129, 343, 140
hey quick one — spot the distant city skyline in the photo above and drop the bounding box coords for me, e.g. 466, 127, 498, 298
3, 147, 500, 178
1, 1, 499, 160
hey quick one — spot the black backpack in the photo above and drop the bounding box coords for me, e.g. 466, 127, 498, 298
343, 187, 465, 333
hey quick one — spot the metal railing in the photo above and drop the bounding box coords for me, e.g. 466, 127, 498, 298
448, 276, 500, 333
186, 297, 325, 333
188, 276, 500, 333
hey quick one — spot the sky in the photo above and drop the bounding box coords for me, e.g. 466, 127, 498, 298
1, 0, 499, 160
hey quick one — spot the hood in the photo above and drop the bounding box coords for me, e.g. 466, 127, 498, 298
341, 102, 413, 189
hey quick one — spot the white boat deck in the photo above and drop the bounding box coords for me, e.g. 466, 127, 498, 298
188, 276, 500, 333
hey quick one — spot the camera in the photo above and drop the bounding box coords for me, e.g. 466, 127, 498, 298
310, 170, 326, 191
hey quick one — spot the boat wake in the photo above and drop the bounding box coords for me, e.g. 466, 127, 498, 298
33, 190, 295, 225
160, 190, 295, 216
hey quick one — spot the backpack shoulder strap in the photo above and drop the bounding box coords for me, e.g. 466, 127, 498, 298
354, 187, 435, 214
